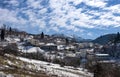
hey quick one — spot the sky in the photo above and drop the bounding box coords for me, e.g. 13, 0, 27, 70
0, 0, 120, 39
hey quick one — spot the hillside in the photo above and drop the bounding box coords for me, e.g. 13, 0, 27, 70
92, 34, 116, 45
0, 53, 93, 77
0, 54, 49, 77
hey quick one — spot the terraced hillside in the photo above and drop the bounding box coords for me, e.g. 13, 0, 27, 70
0, 52, 93, 77
0, 53, 49, 77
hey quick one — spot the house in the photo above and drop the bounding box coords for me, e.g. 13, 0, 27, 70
57, 45, 66, 50
54, 38, 66, 45
65, 45, 75, 50
40, 43, 57, 51
94, 53, 116, 63
65, 52, 76, 57
27, 39, 40, 46
95, 54, 111, 61
57, 52, 65, 58
75, 52, 82, 58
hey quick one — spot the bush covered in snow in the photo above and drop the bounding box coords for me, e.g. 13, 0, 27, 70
3, 43, 19, 55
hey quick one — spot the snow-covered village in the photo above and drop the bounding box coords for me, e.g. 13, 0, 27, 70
0, 24, 120, 77
0, 25, 94, 77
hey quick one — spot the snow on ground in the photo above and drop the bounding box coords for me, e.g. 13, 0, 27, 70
18, 45, 44, 53
13, 38, 20, 42
26, 47, 44, 53
18, 57, 93, 77
5, 37, 20, 43
0, 72, 14, 77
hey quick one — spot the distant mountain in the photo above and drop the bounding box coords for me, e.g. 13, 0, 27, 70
92, 34, 116, 45
52, 34, 92, 43
51, 34, 66, 38
70, 35, 92, 43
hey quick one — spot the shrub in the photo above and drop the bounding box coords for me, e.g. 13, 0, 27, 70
3, 43, 19, 55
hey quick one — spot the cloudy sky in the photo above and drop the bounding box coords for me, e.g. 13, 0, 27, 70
0, 0, 120, 39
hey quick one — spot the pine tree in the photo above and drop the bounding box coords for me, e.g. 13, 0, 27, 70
9, 27, 12, 35
116, 32, 120, 43
66, 38, 69, 45
1, 29, 5, 41
9, 27, 12, 32
41, 32, 44, 39
114, 32, 120, 44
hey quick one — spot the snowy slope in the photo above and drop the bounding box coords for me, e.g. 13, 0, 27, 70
0, 54, 49, 77
18, 57, 93, 77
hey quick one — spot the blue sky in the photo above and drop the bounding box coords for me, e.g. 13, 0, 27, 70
0, 0, 120, 39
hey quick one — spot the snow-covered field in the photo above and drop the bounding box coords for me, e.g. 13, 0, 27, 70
18, 57, 93, 77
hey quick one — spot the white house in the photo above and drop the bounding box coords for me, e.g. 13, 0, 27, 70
57, 45, 66, 50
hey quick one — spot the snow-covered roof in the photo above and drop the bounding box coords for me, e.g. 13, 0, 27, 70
28, 47, 44, 53
46, 43, 55, 46
14, 38, 20, 42
19, 46, 44, 53
95, 54, 109, 56
66, 53, 76, 57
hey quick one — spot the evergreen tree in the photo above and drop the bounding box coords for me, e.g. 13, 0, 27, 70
114, 32, 120, 44
9, 27, 12, 35
66, 38, 69, 45
116, 32, 120, 42
9, 27, 12, 32
1, 29, 5, 41
112, 32, 120, 58
41, 32, 44, 39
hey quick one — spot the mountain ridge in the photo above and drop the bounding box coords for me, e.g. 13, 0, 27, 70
92, 34, 117, 45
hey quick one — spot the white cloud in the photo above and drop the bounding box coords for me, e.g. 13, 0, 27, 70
0, 0, 120, 35
87, 32, 93, 36
104, 4, 120, 13
51, 26, 59, 32
26, 0, 43, 9
36, 19, 46, 28
0, 8, 28, 33
48, 0, 120, 32
4, 0, 19, 6
38, 8, 48, 14
0, 8, 16, 22
84, 0, 107, 8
